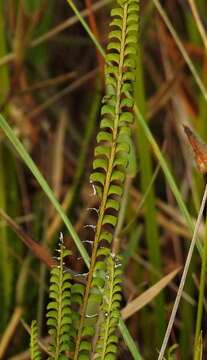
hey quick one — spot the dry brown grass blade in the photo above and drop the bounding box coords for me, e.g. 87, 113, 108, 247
0, 209, 87, 284
184, 125, 207, 174
27, 68, 98, 119
130, 188, 196, 240
121, 267, 180, 320
85, 0, 104, 78
147, 61, 183, 120
15, 71, 76, 95
0, 307, 23, 359
13, 0, 29, 68
0, 209, 53, 268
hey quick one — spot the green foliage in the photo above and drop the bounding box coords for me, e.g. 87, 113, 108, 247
30, 320, 41, 360
2, 0, 207, 358
94, 254, 123, 360
46, 237, 73, 359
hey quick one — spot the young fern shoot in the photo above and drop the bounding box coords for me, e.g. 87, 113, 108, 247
74, 0, 139, 358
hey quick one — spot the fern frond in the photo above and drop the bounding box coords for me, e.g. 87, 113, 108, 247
94, 254, 123, 360
74, 1, 139, 358
30, 320, 41, 360
90, 0, 139, 255
46, 238, 73, 360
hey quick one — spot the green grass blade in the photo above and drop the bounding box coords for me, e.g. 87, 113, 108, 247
135, 46, 165, 346
119, 319, 142, 360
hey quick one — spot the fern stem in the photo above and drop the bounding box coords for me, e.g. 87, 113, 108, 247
73, 3, 129, 358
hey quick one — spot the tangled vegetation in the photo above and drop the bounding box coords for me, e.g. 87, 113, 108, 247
0, 0, 207, 359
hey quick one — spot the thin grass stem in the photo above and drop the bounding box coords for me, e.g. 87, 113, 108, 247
158, 183, 207, 360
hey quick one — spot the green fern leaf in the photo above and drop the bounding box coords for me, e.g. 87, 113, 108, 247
46, 236, 73, 359
94, 255, 123, 359
74, 1, 139, 358
30, 320, 41, 360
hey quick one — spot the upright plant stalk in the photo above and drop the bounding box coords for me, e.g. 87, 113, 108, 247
158, 184, 207, 360
194, 218, 207, 347
73, 0, 139, 358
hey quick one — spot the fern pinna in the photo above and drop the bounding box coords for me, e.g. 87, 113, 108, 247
74, 0, 139, 358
